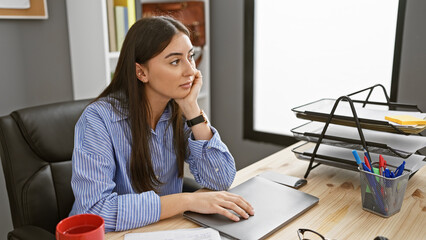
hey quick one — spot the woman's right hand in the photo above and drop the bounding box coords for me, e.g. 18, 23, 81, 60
186, 191, 255, 221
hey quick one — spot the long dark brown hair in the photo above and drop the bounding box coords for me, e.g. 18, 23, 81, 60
95, 16, 190, 193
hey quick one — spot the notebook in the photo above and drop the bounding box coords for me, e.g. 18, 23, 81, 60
385, 115, 426, 125
183, 176, 319, 240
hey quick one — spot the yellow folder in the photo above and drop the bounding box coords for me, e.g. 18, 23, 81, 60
385, 115, 426, 125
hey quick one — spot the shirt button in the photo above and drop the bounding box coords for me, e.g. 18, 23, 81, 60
207, 147, 212, 149
215, 168, 219, 172
156, 175, 159, 178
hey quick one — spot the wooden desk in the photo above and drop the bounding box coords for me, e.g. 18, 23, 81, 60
106, 142, 426, 240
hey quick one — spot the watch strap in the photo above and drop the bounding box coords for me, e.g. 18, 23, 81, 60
186, 110, 207, 127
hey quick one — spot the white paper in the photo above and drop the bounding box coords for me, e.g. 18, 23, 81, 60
124, 228, 221, 240
0, 0, 30, 9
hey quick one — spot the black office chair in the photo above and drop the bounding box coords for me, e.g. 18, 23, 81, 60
0, 99, 91, 240
0, 99, 201, 240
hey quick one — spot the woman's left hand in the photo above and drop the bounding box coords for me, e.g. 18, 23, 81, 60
174, 69, 203, 119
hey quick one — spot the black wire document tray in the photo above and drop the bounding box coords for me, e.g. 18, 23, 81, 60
292, 142, 426, 176
291, 85, 426, 178
292, 99, 426, 134
291, 122, 426, 158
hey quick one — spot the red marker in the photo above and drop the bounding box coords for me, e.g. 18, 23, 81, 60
379, 155, 385, 175
364, 156, 371, 170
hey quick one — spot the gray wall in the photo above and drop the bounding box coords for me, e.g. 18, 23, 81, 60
210, 0, 282, 170
397, 0, 426, 155
0, 0, 73, 116
397, 1, 426, 110
0, 0, 425, 238
0, 0, 73, 238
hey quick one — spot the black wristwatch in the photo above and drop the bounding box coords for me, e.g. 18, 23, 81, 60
186, 110, 207, 127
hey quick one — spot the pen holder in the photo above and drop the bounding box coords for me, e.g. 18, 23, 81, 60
359, 163, 410, 217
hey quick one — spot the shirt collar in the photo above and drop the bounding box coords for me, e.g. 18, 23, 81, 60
106, 95, 128, 122
109, 98, 173, 123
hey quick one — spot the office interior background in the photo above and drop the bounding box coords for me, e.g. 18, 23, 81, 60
0, 0, 425, 238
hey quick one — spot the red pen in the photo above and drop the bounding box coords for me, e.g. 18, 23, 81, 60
379, 155, 385, 175
364, 156, 371, 170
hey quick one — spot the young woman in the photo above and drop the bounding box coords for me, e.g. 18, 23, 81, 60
69, 16, 254, 232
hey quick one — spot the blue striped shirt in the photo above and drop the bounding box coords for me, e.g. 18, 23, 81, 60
69, 99, 236, 232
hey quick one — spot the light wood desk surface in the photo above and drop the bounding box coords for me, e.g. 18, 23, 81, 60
106, 142, 426, 240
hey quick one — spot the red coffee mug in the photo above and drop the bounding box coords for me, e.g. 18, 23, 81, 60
56, 214, 104, 240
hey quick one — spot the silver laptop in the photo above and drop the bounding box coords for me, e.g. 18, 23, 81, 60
184, 176, 319, 240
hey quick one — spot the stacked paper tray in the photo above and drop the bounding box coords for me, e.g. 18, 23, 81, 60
291, 122, 426, 158
292, 142, 426, 176
292, 99, 426, 134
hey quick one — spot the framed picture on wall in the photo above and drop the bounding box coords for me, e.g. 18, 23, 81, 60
0, 0, 48, 19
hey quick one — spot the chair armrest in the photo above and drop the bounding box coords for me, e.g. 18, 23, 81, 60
8, 225, 55, 240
